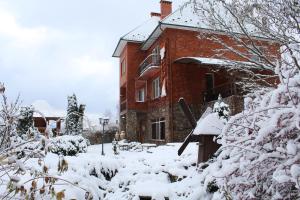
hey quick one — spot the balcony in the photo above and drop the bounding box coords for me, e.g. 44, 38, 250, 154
138, 53, 161, 80
120, 100, 127, 114
202, 83, 242, 102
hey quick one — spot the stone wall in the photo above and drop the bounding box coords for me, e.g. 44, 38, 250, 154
171, 103, 203, 142
125, 110, 138, 141
145, 104, 170, 142
122, 95, 244, 143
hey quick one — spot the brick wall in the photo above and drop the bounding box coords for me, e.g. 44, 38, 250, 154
118, 26, 278, 143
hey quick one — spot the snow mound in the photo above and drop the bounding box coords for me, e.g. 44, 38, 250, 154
193, 113, 226, 135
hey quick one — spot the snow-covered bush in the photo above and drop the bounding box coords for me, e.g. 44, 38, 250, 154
190, 0, 300, 199
17, 106, 34, 137
48, 135, 88, 156
213, 95, 230, 120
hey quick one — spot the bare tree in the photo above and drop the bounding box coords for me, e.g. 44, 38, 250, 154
0, 89, 20, 150
189, 0, 296, 92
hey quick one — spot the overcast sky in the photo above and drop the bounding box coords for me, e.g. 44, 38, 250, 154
0, 0, 182, 117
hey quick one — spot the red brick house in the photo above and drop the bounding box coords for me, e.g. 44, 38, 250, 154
113, 1, 279, 143
33, 117, 62, 136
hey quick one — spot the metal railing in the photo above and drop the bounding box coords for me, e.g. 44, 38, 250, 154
202, 82, 240, 102
120, 100, 127, 112
138, 53, 161, 76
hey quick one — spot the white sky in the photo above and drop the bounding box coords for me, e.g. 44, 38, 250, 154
0, 0, 183, 117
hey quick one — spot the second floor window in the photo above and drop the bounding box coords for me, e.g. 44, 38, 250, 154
152, 77, 160, 99
121, 59, 126, 76
136, 88, 145, 102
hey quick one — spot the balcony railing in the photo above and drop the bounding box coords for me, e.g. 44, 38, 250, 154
120, 100, 127, 113
138, 53, 161, 76
202, 83, 242, 102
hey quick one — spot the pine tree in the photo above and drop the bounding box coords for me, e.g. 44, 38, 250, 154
17, 106, 34, 137
65, 94, 85, 135
76, 104, 85, 135
66, 94, 79, 135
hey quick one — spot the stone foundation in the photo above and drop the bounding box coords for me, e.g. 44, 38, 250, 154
146, 104, 170, 142
125, 110, 138, 141
120, 95, 244, 143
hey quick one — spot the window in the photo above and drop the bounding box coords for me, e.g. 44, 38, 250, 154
151, 118, 165, 140
136, 88, 145, 102
152, 77, 160, 99
121, 59, 126, 76
205, 73, 214, 91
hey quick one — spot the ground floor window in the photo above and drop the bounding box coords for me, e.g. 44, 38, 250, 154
151, 118, 165, 140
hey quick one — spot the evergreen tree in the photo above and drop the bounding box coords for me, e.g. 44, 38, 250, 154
65, 94, 85, 135
76, 104, 86, 135
17, 106, 34, 137
66, 94, 78, 135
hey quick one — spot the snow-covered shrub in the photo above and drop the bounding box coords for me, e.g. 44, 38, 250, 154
213, 95, 230, 120
206, 179, 219, 193
112, 139, 119, 155
48, 135, 88, 156
17, 106, 34, 137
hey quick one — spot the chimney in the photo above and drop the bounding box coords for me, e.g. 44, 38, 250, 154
160, 0, 172, 19
150, 12, 161, 18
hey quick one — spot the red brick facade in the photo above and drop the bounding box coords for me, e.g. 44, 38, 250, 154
115, 1, 279, 143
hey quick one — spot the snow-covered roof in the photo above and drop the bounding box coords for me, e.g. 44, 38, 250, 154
193, 113, 225, 136
123, 16, 160, 42
112, 16, 160, 57
32, 100, 65, 118
141, 2, 203, 50
113, 1, 203, 57
162, 2, 202, 29
113, 1, 268, 57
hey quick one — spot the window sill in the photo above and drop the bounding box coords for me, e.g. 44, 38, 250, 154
150, 139, 166, 142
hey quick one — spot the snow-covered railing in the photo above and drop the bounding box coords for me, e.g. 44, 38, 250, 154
138, 53, 161, 76
202, 82, 241, 102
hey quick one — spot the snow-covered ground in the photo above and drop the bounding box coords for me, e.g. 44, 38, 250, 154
21, 142, 207, 200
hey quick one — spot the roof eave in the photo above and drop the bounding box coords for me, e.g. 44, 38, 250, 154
140, 22, 200, 51
112, 39, 143, 58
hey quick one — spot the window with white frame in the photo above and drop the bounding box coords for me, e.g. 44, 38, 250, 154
152, 77, 160, 99
151, 118, 165, 140
136, 88, 145, 102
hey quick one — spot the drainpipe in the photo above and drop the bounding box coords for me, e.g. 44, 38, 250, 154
165, 34, 174, 142
159, 24, 174, 142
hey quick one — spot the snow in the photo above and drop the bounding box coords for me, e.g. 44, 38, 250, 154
286, 140, 297, 155
161, 79, 167, 97
1, 142, 203, 200
162, 1, 202, 28
175, 57, 259, 68
193, 113, 225, 136
122, 16, 160, 42
32, 100, 64, 118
